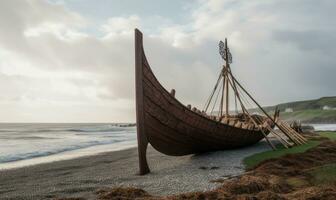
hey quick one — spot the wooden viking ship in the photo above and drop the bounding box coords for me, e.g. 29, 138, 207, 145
135, 29, 307, 175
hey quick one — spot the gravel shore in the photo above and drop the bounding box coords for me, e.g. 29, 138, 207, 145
0, 140, 273, 200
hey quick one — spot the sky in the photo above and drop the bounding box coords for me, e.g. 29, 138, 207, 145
0, 0, 335, 123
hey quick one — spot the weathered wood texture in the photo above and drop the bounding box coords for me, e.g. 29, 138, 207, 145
135, 29, 269, 175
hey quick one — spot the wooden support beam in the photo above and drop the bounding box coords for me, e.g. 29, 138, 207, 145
283, 122, 307, 142
279, 122, 307, 144
219, 71, 226, 118
268, 129, 290, 148
225, 75, 276, 150
204, 73, 223, 112
278, 122, 304, 145
230, 74, 300, 145
227, 67, 248, 115
247, 114, 276, 150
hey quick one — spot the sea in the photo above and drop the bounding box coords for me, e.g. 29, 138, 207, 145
0, 123, 137, 170
0, 123, 335, 170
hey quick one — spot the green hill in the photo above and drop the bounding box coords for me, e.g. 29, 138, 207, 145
263, 96, 336, 123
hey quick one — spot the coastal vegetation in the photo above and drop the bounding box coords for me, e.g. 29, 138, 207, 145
280, 109, 336, 123
271, 96, 336, 111
57, 132, 336, 200
320, 131, 336, 140
309, 163, 336, 185
243, 131, 336, 169
244, 131, 336, 169
251, 96, 336, 123
243, 140, 321, 169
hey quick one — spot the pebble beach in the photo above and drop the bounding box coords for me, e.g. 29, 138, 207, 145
0, 139, 274, 200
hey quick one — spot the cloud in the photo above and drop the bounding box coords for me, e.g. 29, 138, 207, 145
273, 30, 336, 54
0, 0, 335, 122
0, 0, 138, 122
101, 15, 140, 37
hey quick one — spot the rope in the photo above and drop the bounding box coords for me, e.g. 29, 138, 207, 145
230, 73, 301, 145
234, 79, 301, 147
234, 94, 238, 114
210, 79, 223, 116
203, 72, 223, 112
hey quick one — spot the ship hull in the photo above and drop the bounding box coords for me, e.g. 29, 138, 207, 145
135, 29, 269, 174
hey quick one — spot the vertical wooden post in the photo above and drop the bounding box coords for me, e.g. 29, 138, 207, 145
170, 89, 176, 97
225, 76, 276, 150
225, 38, 229, 117
135, 29, 150, 175
227, 68, 247, 115
273, 106, 279, 121
219, 71, 225, 118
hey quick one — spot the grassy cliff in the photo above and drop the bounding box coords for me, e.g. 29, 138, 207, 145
259, 96, 336, 123
279, 109, 336, 123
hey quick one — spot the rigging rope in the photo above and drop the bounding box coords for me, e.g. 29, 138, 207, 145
210, 79, 223, 116
203, 72, 223, 112
230, 73, 302, 145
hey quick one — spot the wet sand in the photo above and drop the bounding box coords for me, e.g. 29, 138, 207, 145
0, 140, 273, 200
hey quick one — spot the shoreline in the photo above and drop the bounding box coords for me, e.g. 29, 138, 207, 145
0, 140, 137, 171
0, 139, 274, 200
0, 124, 334, 171
95, 138, 336, 200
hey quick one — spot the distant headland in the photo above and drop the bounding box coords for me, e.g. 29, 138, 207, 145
259, 96, 336, 123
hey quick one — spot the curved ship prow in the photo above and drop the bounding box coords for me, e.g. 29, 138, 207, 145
134, 29, 307, 175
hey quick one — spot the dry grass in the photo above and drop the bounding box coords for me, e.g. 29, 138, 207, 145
56, 139, 336, 200
285, 185, 336, 200
96, 187, 152, 200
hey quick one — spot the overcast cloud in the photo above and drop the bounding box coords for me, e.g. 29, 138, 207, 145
0, 0, 335, 122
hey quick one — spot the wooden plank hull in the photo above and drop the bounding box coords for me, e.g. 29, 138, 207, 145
135, 29, 269, 175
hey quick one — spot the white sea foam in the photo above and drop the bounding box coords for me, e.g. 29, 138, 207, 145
0, 123, 137, 169
309, 124, 336, 131
0, 123, 334, 170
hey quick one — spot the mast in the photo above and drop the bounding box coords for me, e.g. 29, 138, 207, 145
205, 39, 233, 118
202, 37, 306, 150
225, 38, 229, 117
219, 73, 225, 117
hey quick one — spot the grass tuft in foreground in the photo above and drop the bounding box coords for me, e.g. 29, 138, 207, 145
309, 163, 336, 185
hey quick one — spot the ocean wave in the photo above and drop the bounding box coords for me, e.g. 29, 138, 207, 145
0, 123, 137, 166
66, 125, 135, 133
0, 139, 123, 164
0, 124, 136, 134
0, 136, 57, 140
310, 124, 336, 131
